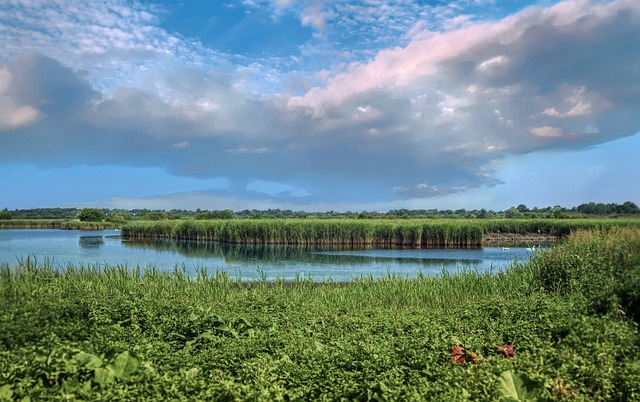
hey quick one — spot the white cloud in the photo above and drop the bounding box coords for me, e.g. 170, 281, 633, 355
0, 0, 228, 94
225, 147, 270, 154
0, 68, 41, 131
172, 141, 190, 149
565, 101, 593, 117
1, 0, 640, 206
476, 55, 509, 71
529, 126, 568, 138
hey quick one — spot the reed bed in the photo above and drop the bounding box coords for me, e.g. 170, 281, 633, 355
0, 219, 115, 230
478, 218, 640, 237
122, 219, 484, 247
121, 218, 640, 247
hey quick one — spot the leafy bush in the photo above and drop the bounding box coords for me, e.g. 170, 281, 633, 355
77, 208, 105, 222
532, 227, 640, 320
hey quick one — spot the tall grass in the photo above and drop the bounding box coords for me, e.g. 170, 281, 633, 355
0, 252, 536, 316
530, 226, 640, 321
0, 219, 115, 230
123, 219, 485, 247
122, 218, 640, 247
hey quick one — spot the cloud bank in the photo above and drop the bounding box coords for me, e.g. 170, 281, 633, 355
1, 0, 639, 206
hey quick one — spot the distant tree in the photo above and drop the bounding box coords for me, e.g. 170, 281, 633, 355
505, 208, 523, 219
146, 212, 170, 221
195, 210, 234, 220
553, 206, 568, 219
10, 208, 78, 219
0, 208, 12, 220
516, 204, 529, 213
78, 208, 105, 222
108, 211, 132, 223
620, 201, 640, 214
357, 212, 373, 219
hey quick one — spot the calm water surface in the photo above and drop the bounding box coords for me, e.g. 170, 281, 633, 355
0, 229, 539, 281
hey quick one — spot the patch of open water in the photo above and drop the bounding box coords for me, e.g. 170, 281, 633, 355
0, 229, 543, 281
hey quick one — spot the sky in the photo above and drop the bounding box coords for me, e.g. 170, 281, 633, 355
1, 0, 639, 212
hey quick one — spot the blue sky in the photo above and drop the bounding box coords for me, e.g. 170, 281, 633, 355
1, 0, 639, 211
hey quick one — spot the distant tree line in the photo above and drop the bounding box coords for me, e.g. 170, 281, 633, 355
0, 201, 638, 221
574, 201, 639, 215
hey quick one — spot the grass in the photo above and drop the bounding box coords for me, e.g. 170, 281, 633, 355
121, 217, 640, 248
0, 219, 115, 230
1, 227, 639, 400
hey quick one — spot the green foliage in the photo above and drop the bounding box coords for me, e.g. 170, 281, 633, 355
121, 218, 640, 248
0, 219, 114, 229
122, 218, 489, 247
0, 228, 639, 400
145, 211, 171, 221
93, 351, 140, 386
576, 201, 640, 215
497, 371, 549, 401
108, 211, 132, 224
77, 208, 106, 222
0, 209, 11, 220
532, 227, 640, 320
194, 209, 234, 220
3, 202, 639, 225
8, 207, 79, 219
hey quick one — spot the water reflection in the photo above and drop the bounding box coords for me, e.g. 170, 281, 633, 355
79, 235, 104, 249
121, 238, 482, 267
0, 230, 538, 282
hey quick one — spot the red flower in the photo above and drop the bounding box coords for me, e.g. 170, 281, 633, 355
498, 343, 515, 358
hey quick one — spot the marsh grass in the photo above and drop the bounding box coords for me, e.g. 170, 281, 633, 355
122, 218, 640, 248
1, 228, 639, 400
0, 219, 115, 230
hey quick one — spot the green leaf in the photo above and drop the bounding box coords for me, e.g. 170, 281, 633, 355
73, 351, 103, 370
0, 384, 13, 400
497, 371, 548, 401
112, 351, 139, 379
196, 330, 216, 341
94, 367, 116, 387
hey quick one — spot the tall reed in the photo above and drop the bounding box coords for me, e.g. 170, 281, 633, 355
121, 218, 640, 248
0, 219, 115, 230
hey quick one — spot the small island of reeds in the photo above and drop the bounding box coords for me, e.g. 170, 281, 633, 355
120, 217, 640, 248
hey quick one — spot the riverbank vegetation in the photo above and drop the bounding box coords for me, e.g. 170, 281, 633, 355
0, 219, 115, 230
121, 218, 640, 247
1, 227, 639, 400
1, 201, 639, 222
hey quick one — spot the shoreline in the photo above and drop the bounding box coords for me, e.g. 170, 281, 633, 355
483, 232, 559, 246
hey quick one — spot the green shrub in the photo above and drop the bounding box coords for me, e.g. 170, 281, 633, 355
532, 227, 640, 320
0, 209, 11, 220
78, 208, 106, 222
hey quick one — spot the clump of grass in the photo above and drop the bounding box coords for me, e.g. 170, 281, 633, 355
531, 226, 640, 320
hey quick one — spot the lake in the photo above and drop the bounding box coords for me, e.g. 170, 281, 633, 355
0, 229, 539, 282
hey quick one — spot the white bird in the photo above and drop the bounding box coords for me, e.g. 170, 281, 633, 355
502, 247, 510, 251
